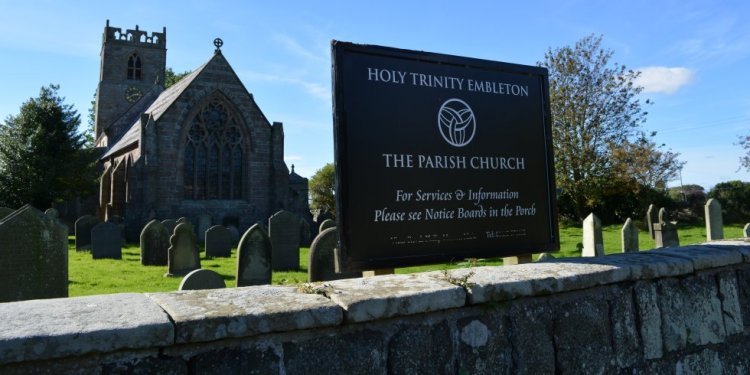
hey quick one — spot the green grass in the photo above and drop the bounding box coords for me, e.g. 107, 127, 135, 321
68, 223, 748, 296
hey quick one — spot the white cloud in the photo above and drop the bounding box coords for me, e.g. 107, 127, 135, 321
635, 67, 695, 94
240, 70, 330, 101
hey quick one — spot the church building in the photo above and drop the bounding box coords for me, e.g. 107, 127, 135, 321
94, 20, 310, 239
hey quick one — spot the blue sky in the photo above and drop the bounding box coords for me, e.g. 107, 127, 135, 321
1, 0, 749, 190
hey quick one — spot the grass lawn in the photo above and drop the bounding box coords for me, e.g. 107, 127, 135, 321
68, 223, 748, 297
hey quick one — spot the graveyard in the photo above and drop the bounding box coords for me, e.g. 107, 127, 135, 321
61, 220, 747, 296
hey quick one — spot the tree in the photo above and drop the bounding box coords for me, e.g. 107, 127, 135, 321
165, 67, 191, 88
541, 35, 656, 220
0, 85, 98, 209
309, 163, 336, 217
739, 133, 750, 172
609, 132, 685, 190
708, 180, 750, 223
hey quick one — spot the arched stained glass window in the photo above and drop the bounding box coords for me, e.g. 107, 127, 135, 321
127, 54, 142, 80
183, 98, 246, 200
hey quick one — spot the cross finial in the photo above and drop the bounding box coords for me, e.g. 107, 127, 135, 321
213, 37, 223, 53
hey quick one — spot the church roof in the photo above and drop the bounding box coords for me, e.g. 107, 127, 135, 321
101, 60, 210, 160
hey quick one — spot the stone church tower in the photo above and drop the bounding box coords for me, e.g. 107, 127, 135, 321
94, 21, 311, 240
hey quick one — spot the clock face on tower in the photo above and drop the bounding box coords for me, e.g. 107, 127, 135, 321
124, 86, 143, 103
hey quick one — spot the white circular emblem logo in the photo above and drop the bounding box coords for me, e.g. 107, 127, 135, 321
438, 98, 476, 147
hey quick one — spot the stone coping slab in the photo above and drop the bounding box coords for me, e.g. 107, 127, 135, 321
651, 244, 743, 271
0, 293, 172, 365
425, 260, 630, 305
325, 273, 466, 323
552, 251, 695, 281
701, 240, 750, 262
147, 286, 342, 344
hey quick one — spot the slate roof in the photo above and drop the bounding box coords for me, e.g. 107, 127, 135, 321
100, 59, 210, 160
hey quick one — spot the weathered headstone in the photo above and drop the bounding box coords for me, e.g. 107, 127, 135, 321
226, 226, 240, 247
582, 213, 604, 257
205, 225, 232, 257
91, 221, 123, 259
197, 214, 212, 242
161, 219, 178, 236
744, 223, 750, 238
646, 204, 657, 239
0, 207, 14, 220
705, 198, 724, 241
178, 269, 226, 291
621, 217, 639, 253
176, 217, 189, 225
75, 215, 100, 251
44, 208, 59, 219
236, 224, 272, 287
268, 210, 301, 270
166, 222, 201, 276
299, 219, 312, 247
536, 252, 555, 262
654, 208, 680, 248
309, 227, 359, 282
0, 205, 68, 302
140, 219, 170, 265
319, 218, 336, 234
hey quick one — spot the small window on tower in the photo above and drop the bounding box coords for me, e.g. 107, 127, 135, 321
127, 54, 142, 80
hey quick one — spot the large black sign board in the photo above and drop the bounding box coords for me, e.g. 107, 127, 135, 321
332, 41, 559, 271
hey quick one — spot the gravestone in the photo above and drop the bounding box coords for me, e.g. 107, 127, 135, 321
0, 205, 68, 302
309, 227, 359, 282
621, 218, 639, 253
161, 219, 178, 236
236, 224, 272, 286
0, 207, 14, 220
744, 223, 750, 238
44, 208, 59, 219
319, 218, 336, 234
226, 226, 240, 247
75, 215, 100, 251
654, 208, 680, 248
178, 269, 226, 291
300, 219, 312, 247
705, 198, 724, 241
197, 214, 212, 242
91, 221, 123, 259
537, 252, 555, 262
646, 204, 658, 239
166, 222, 200, 276
176, 217, 189, 225
140, 219, 170, 266
205, 225, 232, 257
268, 210, 301, 270
582, 213, 604, 257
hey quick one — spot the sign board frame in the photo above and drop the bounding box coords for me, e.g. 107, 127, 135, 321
332, 41, 559, 271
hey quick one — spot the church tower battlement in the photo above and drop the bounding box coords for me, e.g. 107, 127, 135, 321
95, 20, 167, 145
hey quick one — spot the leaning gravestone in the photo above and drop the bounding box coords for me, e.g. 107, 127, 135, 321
705, 198, 724, 241
91, 221, 123, 259
621, 218, 639, 253
205, 225, 232, 257
319, 218, 336, 234
236, 224, 272, 287
0, 207, 14, 220
197, 214, 212, 242
582, 213, 604, 257
166, 222, 200, 276
161, 219, 178, 236
0, 205, 68, 302
268, 210, 301, 270
654, 208, 680, 248
309, 227, 359, 282
646, 204, 657, 239
140, 219, 170, 266
75, 215, 100, 251
178, 269, 226, 291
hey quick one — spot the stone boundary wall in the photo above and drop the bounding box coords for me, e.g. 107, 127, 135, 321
2, 240, 750, 374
